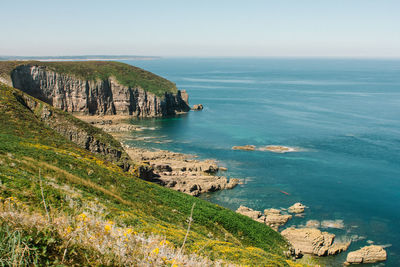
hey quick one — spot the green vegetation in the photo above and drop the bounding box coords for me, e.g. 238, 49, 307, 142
0, 82, 293, 266
0, 60, 178, 97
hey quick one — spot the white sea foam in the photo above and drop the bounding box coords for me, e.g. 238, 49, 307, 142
321, 219, 345, 229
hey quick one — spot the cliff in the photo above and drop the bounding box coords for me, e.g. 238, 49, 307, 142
0, 61, 190, 117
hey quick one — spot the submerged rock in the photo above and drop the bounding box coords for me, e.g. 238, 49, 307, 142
345, 245, 387, 264
232, 145, 256, 151
305, 220, 321, 228
259, 145, 298, 153
321, 219, 344, 229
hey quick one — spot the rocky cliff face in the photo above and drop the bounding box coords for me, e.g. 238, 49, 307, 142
11, 65, 190, 117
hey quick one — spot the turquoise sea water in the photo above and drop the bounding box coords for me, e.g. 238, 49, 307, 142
122, 58, 400, 266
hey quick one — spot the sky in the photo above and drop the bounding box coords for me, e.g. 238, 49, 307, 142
1, 0, 399, 58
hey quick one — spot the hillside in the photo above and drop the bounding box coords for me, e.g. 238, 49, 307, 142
0, 82, 293, 266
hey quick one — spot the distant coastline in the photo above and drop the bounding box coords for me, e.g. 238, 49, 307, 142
0, 55, 160, 61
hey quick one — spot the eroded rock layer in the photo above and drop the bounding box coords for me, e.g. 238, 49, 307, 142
11, 65, 190, 117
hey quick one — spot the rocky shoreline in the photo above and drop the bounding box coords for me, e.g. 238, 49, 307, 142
76, 114, 388, 265
236, 202, 387, 264
76, 115, 239, 196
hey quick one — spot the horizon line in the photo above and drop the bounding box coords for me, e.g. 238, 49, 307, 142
1, 55, 400, 60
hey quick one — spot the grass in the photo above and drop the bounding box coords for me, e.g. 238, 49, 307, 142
0, 82, 293, 266
0, 60, 178, 97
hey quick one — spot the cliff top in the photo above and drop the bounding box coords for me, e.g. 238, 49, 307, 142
0, 60, 178, 97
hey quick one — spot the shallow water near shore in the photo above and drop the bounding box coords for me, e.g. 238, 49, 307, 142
121, 58, 400, 266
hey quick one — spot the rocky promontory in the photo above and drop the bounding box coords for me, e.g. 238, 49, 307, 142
124, 147, 239, 196
1, 61, 190, 117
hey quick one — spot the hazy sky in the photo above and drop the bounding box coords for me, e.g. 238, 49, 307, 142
1, 0, 399, 57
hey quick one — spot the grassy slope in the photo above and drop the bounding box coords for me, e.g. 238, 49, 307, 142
0, 60, 177, 97
0, 82, 291, 266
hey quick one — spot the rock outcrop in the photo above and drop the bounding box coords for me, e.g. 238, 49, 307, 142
281, 227, 350, 257
264, 209, 292, 231
288, 202, 306, 214
11, 65, 190, 117
345, 245, 387, 265
125, 147, 239, 196
236, 206, 263, 220
236, 206, 292, 230
192, 104, 203, 110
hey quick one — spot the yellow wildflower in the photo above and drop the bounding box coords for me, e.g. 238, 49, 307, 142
160, 240, 171, 246
104, 224, 112, 233
151, 247, 159, 255
124, 228, 133, 237
77, 213, 88, 221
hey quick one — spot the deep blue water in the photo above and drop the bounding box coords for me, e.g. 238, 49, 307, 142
121, 58, 400, 266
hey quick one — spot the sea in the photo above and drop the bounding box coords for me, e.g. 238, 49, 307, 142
120, 58, 400, 266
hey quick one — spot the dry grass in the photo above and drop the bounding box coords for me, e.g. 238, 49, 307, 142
0, 195, 234, 266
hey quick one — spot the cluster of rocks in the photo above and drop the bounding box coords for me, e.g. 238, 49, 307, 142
282, 226, 387, 264
235, 202, 306, 231
125, 147, 239, 196
236, 202, 388, 264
